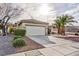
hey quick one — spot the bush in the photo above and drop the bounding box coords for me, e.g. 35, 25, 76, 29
0, 24, 3, 29
12, 38, 26, 47
14, 36, 22, 40
9, 27, 14, 34
14, 29, 26, 36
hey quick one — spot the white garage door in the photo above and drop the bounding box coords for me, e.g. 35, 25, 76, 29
26, 26, 46, 35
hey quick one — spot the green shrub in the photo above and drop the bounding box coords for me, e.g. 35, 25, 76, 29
9, 28, 14, 34
0, 24, 3, 29
14, 29, 26, 36
12, 38, 26, 47
14, 36, 22, 40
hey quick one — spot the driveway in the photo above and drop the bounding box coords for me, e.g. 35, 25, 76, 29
28, 35, 55, 46
0, 35, 16, 56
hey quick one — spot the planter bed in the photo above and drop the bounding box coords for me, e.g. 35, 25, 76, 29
15, 36, 45, 53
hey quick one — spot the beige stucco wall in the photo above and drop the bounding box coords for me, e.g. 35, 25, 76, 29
19, 23, 48, 35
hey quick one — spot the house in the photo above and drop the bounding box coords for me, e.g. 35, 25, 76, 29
49, 24, 79, 35
18, 19, 49, 36
65, 26, 79, 32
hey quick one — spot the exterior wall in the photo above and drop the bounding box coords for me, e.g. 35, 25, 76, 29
24, 23, 48, 27
50, 26, 57, 34
20, 23, 48, 35
19, 23, 26, 29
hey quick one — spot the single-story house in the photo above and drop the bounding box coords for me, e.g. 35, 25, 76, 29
49, 24, 79, 35
18, 19, 49, 36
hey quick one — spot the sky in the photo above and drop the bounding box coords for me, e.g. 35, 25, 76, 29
9, 3, 79, 26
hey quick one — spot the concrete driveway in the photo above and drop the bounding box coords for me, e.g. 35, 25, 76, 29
28, 35, 55, 46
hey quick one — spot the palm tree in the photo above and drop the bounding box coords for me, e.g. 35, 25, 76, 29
55, 15, 76, 35
54, 18, 61, 34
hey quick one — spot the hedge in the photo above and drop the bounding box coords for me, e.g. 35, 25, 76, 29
12, 38, 26, 47
14, 29, 26, 36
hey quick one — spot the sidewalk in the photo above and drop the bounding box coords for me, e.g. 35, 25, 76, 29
7, 44, 79, 56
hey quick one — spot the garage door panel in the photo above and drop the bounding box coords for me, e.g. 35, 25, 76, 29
26, 26, 45, 35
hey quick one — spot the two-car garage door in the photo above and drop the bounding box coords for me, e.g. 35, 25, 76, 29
26, 26, 46, 35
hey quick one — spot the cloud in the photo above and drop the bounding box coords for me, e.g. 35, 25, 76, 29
63, 4, 79, 26
64, 5, 79, 15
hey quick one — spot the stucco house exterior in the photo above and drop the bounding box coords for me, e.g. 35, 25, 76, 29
18, 19, 49, 36
49, 24, 79, 35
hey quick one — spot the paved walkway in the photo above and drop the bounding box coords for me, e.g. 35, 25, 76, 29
7, 36, 79, 56
7, 44, 79, 56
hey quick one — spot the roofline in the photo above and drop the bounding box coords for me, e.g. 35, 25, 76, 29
19, 19, 49, 25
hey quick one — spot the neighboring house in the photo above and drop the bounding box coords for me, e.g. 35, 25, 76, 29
50, 25, 79, 35
65, 26, 79, 32
18, 19, 49, 36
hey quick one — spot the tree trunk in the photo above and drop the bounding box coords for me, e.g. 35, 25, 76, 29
58, 27, 61, 34
2, 16, 10, 36
58, 28, 60, 34
2, 25, 6, 36
60, 26, 65, 35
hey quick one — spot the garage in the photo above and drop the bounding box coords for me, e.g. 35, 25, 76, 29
26, 26, 46, 35
18, 19, 48, 36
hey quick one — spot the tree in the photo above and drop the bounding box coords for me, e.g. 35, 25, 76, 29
55, 15, 76, 35
0, 3, 23, 35
55, 18, 61, 34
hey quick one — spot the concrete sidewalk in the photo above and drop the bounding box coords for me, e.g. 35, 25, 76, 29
7, 44, 79, 56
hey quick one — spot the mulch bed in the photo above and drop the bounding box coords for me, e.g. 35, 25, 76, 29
15, 37, 45, 53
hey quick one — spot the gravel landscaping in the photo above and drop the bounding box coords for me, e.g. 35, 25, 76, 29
0, 35, 44, 56
15, 37, 45, 52
57, 35, 79, 42
0, 35, 16, 56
